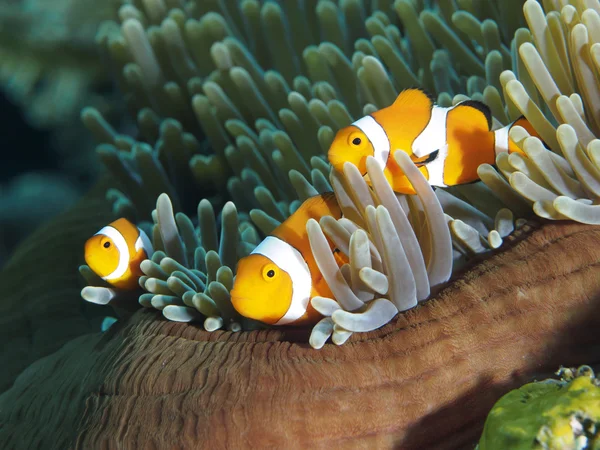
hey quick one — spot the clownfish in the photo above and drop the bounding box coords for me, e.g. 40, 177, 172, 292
230, 192, 346, 326
328, 88, 541, 194
84, 218, 153, 290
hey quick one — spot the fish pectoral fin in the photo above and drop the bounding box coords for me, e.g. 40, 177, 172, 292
411, 149, 439, 167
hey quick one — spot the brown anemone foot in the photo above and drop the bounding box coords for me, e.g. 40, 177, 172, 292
1, 220, 599, 449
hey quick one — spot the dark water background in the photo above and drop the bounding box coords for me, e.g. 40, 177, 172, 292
0, 91, 56, 183
0, 89, 96, 268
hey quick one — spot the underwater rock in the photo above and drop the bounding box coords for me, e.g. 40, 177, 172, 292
0, 195, 599, 448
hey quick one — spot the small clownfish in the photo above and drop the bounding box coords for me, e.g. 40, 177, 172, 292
84, 218, 153, 290
230, 192, 347, 327
328, 88, 542, 194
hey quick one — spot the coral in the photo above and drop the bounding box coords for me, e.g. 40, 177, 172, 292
478, 366, 600, 450
477, 0, 600, 224
1, 182, 600, 447
0, 0, 126, 226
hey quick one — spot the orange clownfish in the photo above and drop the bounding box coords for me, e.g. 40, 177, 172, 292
328, 88, 541, 194
84, 218, 153, 290
230, 192, 346, 326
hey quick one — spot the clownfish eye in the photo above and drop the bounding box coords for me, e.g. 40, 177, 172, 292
347, 131, 364, 147
262, 264, 278, 281
103, 241, 111, 249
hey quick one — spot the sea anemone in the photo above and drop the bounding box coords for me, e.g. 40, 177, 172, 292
2, 1, 599, 448
81, 147, 526, 348
80, 192, 257, 329
86, 0, 526, 221
306, 149, 530, 347
4, 199, 599, 448
305, 151, 452, 347
81, 0, 582, 347
478, 0, 600, 223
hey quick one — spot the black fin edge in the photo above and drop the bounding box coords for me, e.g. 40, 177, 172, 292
459, 100, 493, 130
402, 86, 437, 105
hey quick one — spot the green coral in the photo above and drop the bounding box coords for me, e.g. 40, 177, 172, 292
478, 366, 600, 450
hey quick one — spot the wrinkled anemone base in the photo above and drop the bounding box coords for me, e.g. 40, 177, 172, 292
1, 211, 600, 449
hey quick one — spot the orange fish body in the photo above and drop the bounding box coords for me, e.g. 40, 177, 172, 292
328, 88, 541, 194
84, 218, 153, 290
231, 193, 346, 326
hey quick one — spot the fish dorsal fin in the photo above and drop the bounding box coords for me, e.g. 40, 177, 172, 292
303, 192, 342, 220
273, 192, 342, 251
390, 88, 435, 111
446, 100, 494, 134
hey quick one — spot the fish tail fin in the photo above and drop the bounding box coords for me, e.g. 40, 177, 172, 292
502, 116, 546, 156
511, 116, 540, 138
